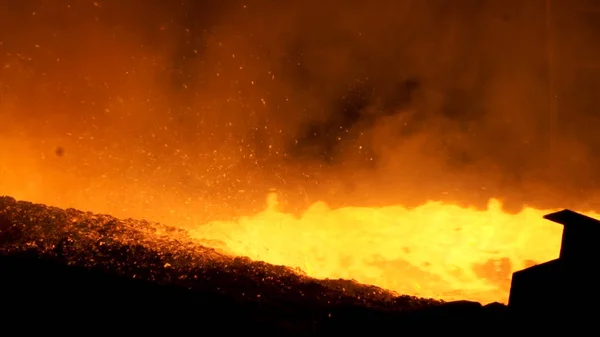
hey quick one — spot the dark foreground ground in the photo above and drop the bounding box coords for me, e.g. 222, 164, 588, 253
0, 196, 513, 334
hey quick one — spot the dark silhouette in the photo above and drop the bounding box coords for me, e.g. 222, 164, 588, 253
4, 194, 600, 333
0, 196, 506, 334
508, 209, 600, 322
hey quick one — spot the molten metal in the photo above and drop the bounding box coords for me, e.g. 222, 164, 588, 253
2, 0, 598, 308
3, 152, 594, 304
190, 193, 573, 303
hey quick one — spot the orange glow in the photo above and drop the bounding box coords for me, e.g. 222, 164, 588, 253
2, 1, 600, 306
1, 140, 589, 304
190, 194, 574, 304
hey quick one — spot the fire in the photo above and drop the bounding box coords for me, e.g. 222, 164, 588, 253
0, 134, 597, 304
190, 193, 573, 304
2, 0, 598, 307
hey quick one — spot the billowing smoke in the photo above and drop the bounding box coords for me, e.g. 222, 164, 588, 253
1, 0, 598, 224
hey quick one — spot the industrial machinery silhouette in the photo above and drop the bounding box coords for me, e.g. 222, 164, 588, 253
509, 209, 600, 320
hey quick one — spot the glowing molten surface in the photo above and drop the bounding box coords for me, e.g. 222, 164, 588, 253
0, 133, 596, 305
3, 0, 600, 307
0, 139, 593, 304
191, 193, 578, 304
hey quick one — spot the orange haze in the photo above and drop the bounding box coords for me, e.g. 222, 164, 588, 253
2, 0, 600, 304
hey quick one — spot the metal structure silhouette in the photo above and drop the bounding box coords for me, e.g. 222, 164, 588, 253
508, 209, 600, 320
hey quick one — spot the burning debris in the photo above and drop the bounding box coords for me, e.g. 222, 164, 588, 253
0, 195, 508, 333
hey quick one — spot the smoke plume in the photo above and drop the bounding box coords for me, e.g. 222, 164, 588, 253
1, 0, 599, 224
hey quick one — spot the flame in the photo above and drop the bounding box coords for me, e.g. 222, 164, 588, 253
0, 138, 585, 304
189, 193, 574, 304
2, 0, 598, 307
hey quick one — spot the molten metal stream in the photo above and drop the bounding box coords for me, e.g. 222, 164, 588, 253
2, 136, 588, 304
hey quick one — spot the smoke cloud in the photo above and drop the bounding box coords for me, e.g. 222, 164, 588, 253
1, 0, 599, 224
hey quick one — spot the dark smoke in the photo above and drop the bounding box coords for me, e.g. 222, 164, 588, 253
1, 0, 599, 224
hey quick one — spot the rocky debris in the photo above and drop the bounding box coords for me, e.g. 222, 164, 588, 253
0, 196, 509, 334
